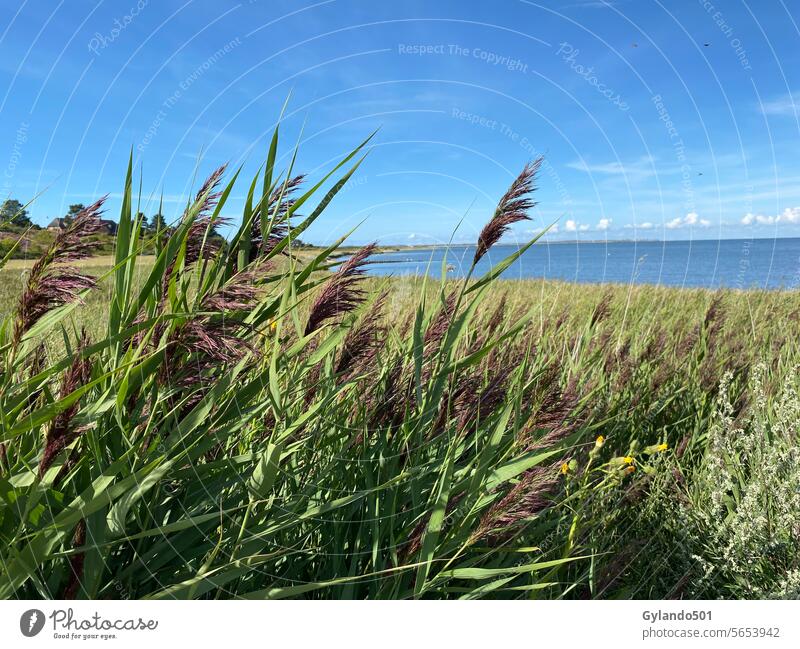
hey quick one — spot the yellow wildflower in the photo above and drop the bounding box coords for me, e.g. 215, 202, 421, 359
560, 462, 569, 475
644, 442, 669, 455
623, 456, 634, 465
595, 435, 605, 448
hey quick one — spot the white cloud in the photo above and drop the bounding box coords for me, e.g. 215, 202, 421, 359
760, 92, 800, 116
666, 212, 711, 229
624, 222, 654, 230
596, 218, 612, 231
563, 219, 590, 233
408, 233, 416, 239
741, 206, 800, 226
527, 224, 560, 235
567, 156, 656, 181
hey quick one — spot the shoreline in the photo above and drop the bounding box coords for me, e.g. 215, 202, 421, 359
361, 273, 796, 294
336, 235, 800, 252
4, 249, 796, 294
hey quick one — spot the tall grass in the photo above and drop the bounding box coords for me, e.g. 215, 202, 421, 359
0, 128, 798, 599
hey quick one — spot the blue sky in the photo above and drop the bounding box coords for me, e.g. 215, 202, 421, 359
1, 0, 800, 245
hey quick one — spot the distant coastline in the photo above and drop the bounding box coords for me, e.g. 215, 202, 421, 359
331, 235, 800, 256
350, 238, 800, 290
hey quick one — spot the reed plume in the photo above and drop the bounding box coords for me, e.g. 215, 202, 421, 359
401, 492, 466, 560
23, 343, 48, 410
471, 466, 557, 544
13, 199, 105, 346
638, 327, 667, 365
698, 294, 728, 392
39, 330, 92, 477
251, 174, 305, 257
185, 166, 230, 265
368, 354, 407, 428
678, 325, 700, 357
473, 158, 542, 265
200, 269, 260, 313
304, 243, 375, 335
163, 271, 261, 386
335, 290, 388, 378
430, 373, 481, 437
180, 165, 230, 266
423, 290, 458, 348
484, 292, 508, 338
62, 519, 86, 599
455, 364, 515, 433
194, 164, 227, 217
590, 291, 613, 327
156, 165, 229, 308
406, 289, 460, 398
703, 293, 725, 334
270, 174, 305, 217
184, 214, 230, 267
522, 375, 582, 451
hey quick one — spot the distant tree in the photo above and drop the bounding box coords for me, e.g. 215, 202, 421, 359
64, 203, 86, 226
136, 211, 149, 230
150, 212, 166, 232
0, 199, 31, 228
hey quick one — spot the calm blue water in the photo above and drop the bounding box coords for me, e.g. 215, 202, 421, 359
365, 239, 800, 290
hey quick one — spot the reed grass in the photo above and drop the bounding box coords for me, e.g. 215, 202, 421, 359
0, 128, 797, 599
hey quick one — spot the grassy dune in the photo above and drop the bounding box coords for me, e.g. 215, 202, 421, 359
0, 138, 798, 600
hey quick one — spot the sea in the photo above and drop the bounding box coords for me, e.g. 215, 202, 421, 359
364, 238, 800, 290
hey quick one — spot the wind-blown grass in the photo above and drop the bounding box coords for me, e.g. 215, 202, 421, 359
0, 128, 798, 600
